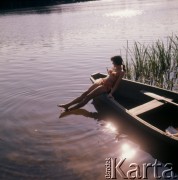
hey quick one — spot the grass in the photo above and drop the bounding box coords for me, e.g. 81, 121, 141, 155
124, 35, 178, 91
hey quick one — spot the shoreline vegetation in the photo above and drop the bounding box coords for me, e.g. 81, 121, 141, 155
124, 35, 178, 91
0, 0, 95, 11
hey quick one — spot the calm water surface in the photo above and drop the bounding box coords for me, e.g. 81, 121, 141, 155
0, 0, 178, 179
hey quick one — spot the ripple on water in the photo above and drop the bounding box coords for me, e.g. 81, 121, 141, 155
1, 0, 178, 178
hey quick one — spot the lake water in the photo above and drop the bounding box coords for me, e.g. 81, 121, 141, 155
0, 0, 178, 179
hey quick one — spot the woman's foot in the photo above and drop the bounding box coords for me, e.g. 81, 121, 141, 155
57, 104, 69, 111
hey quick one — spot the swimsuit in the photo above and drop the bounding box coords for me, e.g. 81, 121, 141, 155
96, 69, 120, 92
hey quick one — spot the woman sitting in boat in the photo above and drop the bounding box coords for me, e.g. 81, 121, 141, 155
58, 55, 125, 111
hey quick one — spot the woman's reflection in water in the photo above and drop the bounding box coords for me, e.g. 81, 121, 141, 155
59, 108, 123, 141
59, 108, 101, 120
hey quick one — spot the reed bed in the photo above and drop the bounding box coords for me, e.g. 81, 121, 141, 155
124, 35, 178, 91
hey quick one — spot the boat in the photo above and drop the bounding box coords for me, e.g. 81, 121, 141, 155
90, 72, 178, 147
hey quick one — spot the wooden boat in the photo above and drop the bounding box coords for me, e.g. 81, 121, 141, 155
90, 73, 178, 146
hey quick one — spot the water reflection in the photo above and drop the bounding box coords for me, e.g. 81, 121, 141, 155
120, 143, 136, 159
105, 122, 117, 133
59, 102, 139, 162
0, 5, 62, 15
105, 9, 143, 18
59, 108, 101, 120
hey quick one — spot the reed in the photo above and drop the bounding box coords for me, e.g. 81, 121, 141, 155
124, 35, 178, 91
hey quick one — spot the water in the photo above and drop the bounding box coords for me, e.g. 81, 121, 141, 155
0, 0, 178, 179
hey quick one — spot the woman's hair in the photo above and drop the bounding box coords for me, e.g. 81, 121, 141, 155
111, 55, 126, 71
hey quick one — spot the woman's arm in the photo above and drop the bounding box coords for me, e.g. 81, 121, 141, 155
110, 71, 125, 95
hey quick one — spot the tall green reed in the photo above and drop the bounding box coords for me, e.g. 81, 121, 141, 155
124, 35, 178, 91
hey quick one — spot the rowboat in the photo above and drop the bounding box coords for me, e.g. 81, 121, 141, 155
90, 73, 178, 147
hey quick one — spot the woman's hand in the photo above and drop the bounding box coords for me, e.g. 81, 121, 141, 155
106, 67, 113, 75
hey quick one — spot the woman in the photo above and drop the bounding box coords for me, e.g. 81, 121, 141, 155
58, 55, 125, 111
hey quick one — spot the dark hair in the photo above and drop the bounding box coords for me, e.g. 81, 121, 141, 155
111, 55, 126, 71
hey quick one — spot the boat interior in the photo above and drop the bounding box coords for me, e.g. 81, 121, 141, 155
113, 79, 178, 132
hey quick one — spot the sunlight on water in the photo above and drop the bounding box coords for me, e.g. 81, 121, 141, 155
106, 122, 117, 133
120, 143, 136, 159
105, 9, 143, 18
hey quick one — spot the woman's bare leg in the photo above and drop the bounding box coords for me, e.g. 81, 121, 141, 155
58, 83, 99, 110
68, 85, 107, 111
